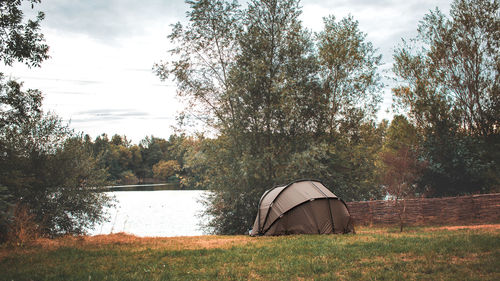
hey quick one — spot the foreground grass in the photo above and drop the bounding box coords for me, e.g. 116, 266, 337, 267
1, 225, 499, 280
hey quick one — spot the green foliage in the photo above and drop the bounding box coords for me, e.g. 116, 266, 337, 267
0, 0, 49, 67
0, 0, 52, 240
155, 0, 240, 128
384, 115, 418, 151
286, 122, 387, 201
41, 137, 112, 235
119, 170, 138, 185
78, 133, 206, 189
393, 0, 499, 136
0, 78, 112, 238
393, 0, 500, 196
378, 115, 424, 197
0, 185, 12, 240
419, 133, 495, 196
317, 15, 382, 132
153, 160, 181, 181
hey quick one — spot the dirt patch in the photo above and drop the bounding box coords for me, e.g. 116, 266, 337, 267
163, 235, 262, 250
448, 253, 482, 264
427, 224, 500, 231
23, 233, 275, 251
0, 233, 272, 260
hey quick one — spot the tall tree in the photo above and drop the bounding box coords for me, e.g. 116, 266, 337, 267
293, 15, 383, 201
155, 0, 241, 131
393, 0, 499, 195
317, 16, 382, 137
157, 0, 384, 234
394, 0, 499, 136
228, 0, 318, 182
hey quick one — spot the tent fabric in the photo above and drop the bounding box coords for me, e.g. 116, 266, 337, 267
250, 180, 354, 236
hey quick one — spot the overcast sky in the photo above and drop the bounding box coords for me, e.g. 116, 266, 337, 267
0, 0, 451, 143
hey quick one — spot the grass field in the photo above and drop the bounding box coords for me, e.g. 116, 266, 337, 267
1, 225, 499, 280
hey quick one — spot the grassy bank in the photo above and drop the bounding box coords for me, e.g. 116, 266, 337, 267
1, 225, 499, 280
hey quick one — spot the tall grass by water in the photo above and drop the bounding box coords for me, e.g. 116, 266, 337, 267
1, 225, 499, 280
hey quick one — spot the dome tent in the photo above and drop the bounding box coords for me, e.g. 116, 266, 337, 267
250, 179, 354, 236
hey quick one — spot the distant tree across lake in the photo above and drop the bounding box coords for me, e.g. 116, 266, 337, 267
82, 133, 207, 189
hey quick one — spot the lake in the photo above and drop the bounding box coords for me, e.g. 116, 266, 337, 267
90, 190, 209, 237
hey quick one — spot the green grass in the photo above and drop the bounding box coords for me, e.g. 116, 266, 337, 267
1, 225, 499, 280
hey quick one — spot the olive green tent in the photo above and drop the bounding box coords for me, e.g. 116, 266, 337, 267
250, 180, 354, 236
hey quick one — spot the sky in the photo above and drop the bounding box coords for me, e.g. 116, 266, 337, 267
1, 0, 452, 143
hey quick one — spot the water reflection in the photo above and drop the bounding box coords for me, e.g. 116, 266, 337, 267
91, 190, 208, 237
102, 183, 179, 192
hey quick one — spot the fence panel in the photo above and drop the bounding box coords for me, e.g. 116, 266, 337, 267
346, 193, 500, 226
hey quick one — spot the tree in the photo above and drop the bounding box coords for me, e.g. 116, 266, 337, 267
0, 1, 112, 240
155, 0, 241, 130
139, 136, 164, 180
393, 0, 499, 195
204, 0, 324, 234
38, 136, 112, 235
119, 170, 138, 185
102, 142, 132, 181
394, 0, 499, 136
0, 81, 112, 237
153, 160, 181, 181
379, 116, 424, 231
0, 0, 49, 67
317, 15, 382, 137
381, 147, 423, 232
289, 15, 383, 201
128, 144, 143, 181
157, 0, 384, 234
167, 134, 207, 189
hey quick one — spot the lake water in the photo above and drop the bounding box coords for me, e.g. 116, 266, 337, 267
90, 190, 209, 237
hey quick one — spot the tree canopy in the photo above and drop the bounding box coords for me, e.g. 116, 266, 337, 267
156, 0, 384, 234
393, 0, 499, 196
0, 0, 49, 67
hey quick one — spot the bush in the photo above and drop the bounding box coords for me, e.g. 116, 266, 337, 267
6, 204, 39, 246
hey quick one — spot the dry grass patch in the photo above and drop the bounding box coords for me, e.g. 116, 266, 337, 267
94, 233, 263, 251
428, 224, 500, 231
3, 232, 274, 252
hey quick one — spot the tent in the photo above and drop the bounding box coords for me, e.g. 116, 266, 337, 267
250, 179, 354, 236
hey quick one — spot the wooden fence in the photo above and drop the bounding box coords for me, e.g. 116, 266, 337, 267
346, 193, 500, 226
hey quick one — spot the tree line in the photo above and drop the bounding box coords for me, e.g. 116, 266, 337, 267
79, 133, 199, 187
0, 0, 498, 240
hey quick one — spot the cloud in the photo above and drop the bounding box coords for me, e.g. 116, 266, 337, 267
76, 108, 149, 118
24, 0, 188, 43
25, 0, 452, 50
49, 90, 95, 96
14, 0, 454, 140
19, 75, 104, 86
302, 0, 447, 11
70, 108, 176, 123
